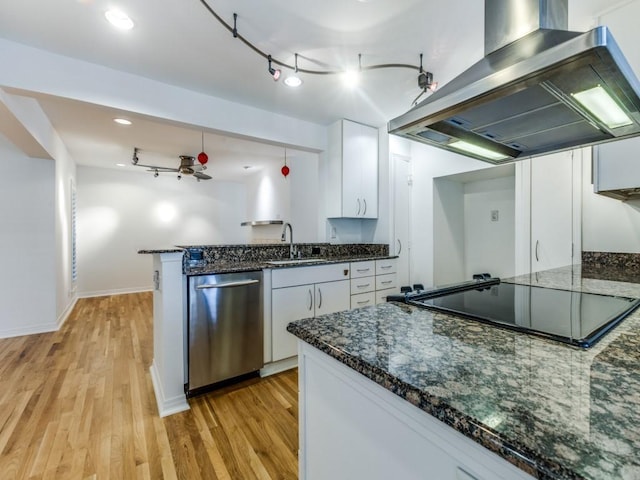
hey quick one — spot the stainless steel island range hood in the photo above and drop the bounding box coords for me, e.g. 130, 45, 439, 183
388, 0, 640, 164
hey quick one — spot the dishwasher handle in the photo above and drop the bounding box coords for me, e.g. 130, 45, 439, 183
196, 279, 260, 289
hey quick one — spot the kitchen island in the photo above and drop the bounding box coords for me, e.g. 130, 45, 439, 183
287, 265, 640, 480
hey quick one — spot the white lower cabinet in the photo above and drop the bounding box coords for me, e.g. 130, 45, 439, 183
298, 343, 535, 480
350, 258, 399, 308
271, 263, 350, 362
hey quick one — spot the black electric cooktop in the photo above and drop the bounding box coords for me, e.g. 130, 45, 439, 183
406, 280, 640, 348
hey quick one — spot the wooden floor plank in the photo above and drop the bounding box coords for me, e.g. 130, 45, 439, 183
0, 292, 298, 479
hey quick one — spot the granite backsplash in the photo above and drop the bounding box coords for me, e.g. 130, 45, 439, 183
181, 243, 389, 271
582, 251, 640, 284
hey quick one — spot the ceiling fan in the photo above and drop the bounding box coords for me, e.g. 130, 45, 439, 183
131, 147, 212, 181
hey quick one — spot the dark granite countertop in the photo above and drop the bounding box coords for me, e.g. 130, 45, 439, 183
287, 265, 640, 480
137, 248, 183, 254
183, 255, 398, 275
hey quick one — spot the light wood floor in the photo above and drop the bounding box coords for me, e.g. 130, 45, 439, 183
0, 293, 298, 479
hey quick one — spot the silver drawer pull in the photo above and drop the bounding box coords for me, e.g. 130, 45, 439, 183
357, 300, 370, 305
357, 283, 371, 288
381, 280, 392, 285
356, 268, 370, 273
196, 279, 259, 289
380, 265, 392, 269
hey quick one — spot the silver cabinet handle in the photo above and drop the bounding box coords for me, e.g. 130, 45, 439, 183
362, 198, 367, 216
397, 239, 402, 255
356, 283, 371, 289
196, 279, 259, 289
357, 299, 370, 305
535, 240, 540, 262
381, 280, 392, 285
356, 198, 361, 216
317, 288, 323, 309
380, 265, 392, 270
356, 268, 370, 273
308, 288, 313, 311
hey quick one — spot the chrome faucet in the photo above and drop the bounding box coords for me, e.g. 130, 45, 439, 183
281, 222, 296, 259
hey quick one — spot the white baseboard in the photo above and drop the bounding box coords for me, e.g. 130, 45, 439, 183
260, 356, 298, 377
150, 361, 190, 418
0, 321, 59, 339
56, 295, 78, 329
77, 286, 153, 298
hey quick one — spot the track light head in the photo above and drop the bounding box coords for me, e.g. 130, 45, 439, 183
418, 71, 433, 90
268, 55, 281, 81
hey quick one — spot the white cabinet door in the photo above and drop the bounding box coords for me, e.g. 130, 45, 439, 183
272, 284, 315, 361
342, 120, 363, 217
315, 280, 350, 316
360, 123, 379, 219
328, 119, 379, 219
393, 154, 411, 287
530, 151, 575, 272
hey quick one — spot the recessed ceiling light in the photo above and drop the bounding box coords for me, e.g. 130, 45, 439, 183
113, 118, 132, 125
116, 163, 126, 167
105, 9, 134, 30
284, 75, 303, 87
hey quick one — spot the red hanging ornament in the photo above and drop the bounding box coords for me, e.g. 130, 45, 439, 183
281, 148, 290, 178
197, 131, 209, 167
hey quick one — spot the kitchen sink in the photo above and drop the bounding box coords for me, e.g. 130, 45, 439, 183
266, 258, 327, 265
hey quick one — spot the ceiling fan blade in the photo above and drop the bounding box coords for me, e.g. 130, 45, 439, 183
194, 172, 212, 180
144, 166, 179, 172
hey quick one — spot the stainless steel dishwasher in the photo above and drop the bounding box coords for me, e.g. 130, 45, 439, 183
187, 270, 263, 395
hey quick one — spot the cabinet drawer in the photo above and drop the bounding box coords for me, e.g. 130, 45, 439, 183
375, 258, 397, 275
376, 273, 397, 291
272, 262, 350, 288
350, 276, 375, 294
351, 292, 375, 309
375, 288, 395, 305
350, 261, 375, 278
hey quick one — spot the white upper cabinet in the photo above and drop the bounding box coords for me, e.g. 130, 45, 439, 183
327, 119, 379, 218
593, 137, 640, 201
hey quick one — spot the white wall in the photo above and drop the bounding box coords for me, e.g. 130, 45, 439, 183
432, 175, 516, 285
433, 179, 465, 284
410, 143, 489, 287
0, 88, 77, 331
246, 153, 320, 244
0, 134, 57, 337
289, 155, 321, 243
464, 176, 515, 279
76, 166, 248, 296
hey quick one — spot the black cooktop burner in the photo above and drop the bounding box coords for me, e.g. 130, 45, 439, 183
406, 280, 640, 348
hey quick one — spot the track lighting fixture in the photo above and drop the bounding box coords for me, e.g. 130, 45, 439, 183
284, 54, 302, 87
197, 0, 436, 97
268, 55, 281, 81
412, 54, 437, 106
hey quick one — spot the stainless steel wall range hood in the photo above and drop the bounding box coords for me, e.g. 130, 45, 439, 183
388, 0, 640, 164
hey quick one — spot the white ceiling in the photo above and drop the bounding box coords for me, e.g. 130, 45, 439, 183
0, 0, 621, 178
